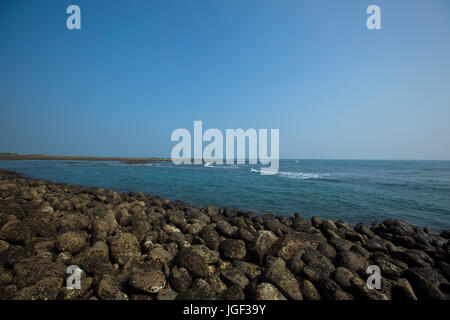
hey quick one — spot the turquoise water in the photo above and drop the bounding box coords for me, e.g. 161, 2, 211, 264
0, 160, 449, 231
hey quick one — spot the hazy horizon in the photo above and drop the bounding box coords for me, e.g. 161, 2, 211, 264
1, 0, 450, 160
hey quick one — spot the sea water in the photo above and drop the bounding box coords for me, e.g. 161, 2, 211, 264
0, 159, 449, 231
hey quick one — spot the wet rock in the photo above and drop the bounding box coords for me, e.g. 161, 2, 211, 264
110, 233, 141, 266
220, 239, 246, 260
255, 282, 286, 300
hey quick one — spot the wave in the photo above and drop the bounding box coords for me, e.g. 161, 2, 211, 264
251, 168, 330, 180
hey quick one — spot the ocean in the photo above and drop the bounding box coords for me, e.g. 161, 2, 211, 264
0, 159, 449, 231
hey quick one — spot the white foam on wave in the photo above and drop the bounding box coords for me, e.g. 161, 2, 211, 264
250, 168, 329, 180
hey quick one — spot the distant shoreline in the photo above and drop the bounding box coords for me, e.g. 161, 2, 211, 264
0, 154, 170, 164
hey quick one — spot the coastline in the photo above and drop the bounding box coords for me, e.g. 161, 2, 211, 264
0, 154, 170, 164
0, 169, 449, 300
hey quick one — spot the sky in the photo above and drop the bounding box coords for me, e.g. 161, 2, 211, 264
0, 0, 449, 160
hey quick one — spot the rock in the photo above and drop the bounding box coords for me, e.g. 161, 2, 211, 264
317, 242, 337, 261
56, 232, 87, 254
110, 233, 141, 266
383, 219, 415, 236
221, 267, 249, 289
176, 278, 216, 300
13, 256, 66, 288
60, 275, 93, 300
0, 239, 9, 252
97, 274, 121, 299
350, 276, 389, 300
301, 279, 321, 300
311, 216, 322, 228
269, 233, 323, 261
440, 230, 450, 239
336, 249, 368, 275
264, 258, 302, 300
220, 239, 246, 260
176, 247, 209, 278
147, 246, 174, 264
317, 279, 353, 300
301, 249, 335, 282
157, 287, 178, 300
71, 242, 113, 275
286, 252, 305, 275
190, 244, 220, 264
409, 267, 449, 288
249, 230, 279, 265
221, 285, 245, 300
169, 266, 192, 292
129, 270, 166, 294
186, 223, 203, 235
13, 277, 63, 300
255, 282, 287, 300
393, 278, 417, 300
232, 261, 261, 279
374, 258, 404, 279
405, 269, 446, 300
334, 267, 356, 291
199, 226, 220, 250
391, 249, 433, 267
235, 227, 256, 243
217, 220, 236, 237
92, 209, 117, 239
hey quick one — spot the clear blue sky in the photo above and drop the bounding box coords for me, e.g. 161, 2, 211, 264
1, 0, 449, 159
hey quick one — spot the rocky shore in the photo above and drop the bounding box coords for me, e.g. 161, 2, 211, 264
0, 169, 449, 300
